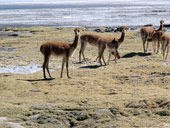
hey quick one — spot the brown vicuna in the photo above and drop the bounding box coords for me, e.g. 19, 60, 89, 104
160, 33, 170, 60
79, 34, 101, 62
40, 28, 80, 79
140, 20, 164, 53
152, 20, 165, 54
152, 30, 164, 54
97, 26, 128, 65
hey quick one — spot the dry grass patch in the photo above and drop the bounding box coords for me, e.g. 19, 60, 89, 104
0, 27, 170, 127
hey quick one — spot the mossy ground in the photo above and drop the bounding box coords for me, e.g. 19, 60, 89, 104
0, 27, 170, 127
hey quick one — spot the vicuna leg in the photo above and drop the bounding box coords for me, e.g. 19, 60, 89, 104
66, 56, 71, 78
95, 56, 99, 62
60, 57, 66, 78
165, 43, 169, 60
107, 52, 112, 65
156, 39, 160, 54
43, 54, 51, 79
162, 46, 165, 60
114, 50, 120, 63
146, 37, 149, 53
161, 41, 164, 54
102, 55, 106, 65
152, 40, 156, 53
46, 58, 51, 78
99, 46, 106, 66
43, 62, 46, 79
79, 40, 87, 62
162, 42, 167, 60
142, 36, 147, 53
98, 48, 102, 65
95, 48, 100, 62
96, 55, 105, 63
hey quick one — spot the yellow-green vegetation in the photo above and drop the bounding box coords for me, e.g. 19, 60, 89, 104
0, 27, 170, 128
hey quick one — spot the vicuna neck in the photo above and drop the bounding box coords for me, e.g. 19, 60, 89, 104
118, 31, 125, 44
71, 34, 79, 49
157, 23, 163, 31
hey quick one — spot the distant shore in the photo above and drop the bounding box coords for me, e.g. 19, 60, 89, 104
0, 25, 140, 39
0, 25, 170, 39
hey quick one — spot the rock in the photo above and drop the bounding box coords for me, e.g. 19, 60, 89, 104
130, 27, 138, 31
29, 90, 41, 92
0, 122, 25, 128
29, 114, 40, 121
154, 110, 170, 116
114, 27, 122, 32
95, 109, 115, 117
144, 24, 153, 27
32, 104, 56, 110
164, 24, 170, 27
126, 100, 147, 109
76, 112, 89, 121
9, 33, 19, 37
0, 117, 25, 128
109, 89, 117, 95
105, 27, 114, 32
126, 100, 159, 109
94, 27, 105, 33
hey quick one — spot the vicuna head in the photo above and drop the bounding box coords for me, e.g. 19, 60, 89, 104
160, 20, 164, 25
74, 28, 80, 36
120, 26, 128, 32
113, 50, 120, 59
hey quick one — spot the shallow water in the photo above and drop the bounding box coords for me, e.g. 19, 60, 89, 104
0, 63, 78, 74
0, 47, 15, 52
0, 0, 170, 28
0, 64, 42, 74
162, 62, 170, 66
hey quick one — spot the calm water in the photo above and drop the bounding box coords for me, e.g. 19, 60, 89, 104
0, 0, 170, 28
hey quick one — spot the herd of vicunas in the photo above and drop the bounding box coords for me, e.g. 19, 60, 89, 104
40, 20, 170, 79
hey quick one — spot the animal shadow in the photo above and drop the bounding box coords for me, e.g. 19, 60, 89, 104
73, 58, 91, 65
17, 78, 55, 82
80, 65, 101, 69
122, 52, 152, 58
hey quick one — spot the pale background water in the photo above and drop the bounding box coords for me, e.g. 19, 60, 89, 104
0, 0, 170, 28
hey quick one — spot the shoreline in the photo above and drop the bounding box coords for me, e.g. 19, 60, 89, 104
0, 24, 155, 29
0, 23, 170, 29
0, 24, 170, 39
